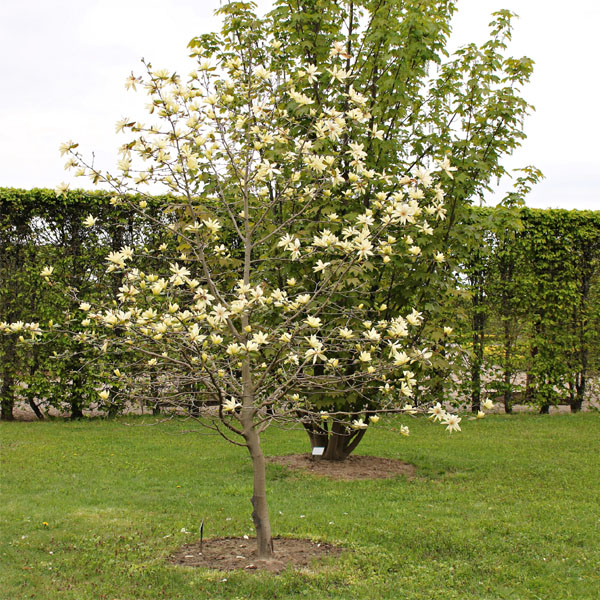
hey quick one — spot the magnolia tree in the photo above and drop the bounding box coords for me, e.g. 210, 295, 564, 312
4, 3, 498, 558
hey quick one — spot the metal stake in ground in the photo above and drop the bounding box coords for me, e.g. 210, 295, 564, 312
200, 519, 204, 554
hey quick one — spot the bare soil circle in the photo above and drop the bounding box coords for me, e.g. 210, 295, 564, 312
267, 453, 416, 480
169, 536, 342, 573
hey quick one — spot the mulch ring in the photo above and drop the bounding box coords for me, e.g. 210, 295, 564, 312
169, 536, 342, 573
267, 454, 416, 480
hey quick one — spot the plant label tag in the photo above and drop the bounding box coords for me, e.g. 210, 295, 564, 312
312, 447, 325, 456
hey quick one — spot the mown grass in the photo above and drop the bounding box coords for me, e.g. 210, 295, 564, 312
1, 413, 598, 599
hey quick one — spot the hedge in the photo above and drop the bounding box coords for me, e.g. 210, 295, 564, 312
1, 188, 599, 418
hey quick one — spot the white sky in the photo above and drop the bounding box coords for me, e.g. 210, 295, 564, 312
0, 0, 598, 210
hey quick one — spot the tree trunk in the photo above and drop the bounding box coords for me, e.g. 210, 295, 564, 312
570, 399, 583, 413
502, 365, 513, 414
1, 368, 15, 421
27, 352, 44, 419
240, 356, 273, 558
70, 372, 84, 420
471, 367, 481, 413
572, 261, 591, 414
471, 295, 485, 413
302, 417, 367, 461
150, 373, 161, 415
502, 320, 513, 414
525, 371, 535, 404
322, 421, 347, 461
70, 403, 83, 420
28, 398, 44, 420
526, 322, 541, 405
1, 395, 15, 421
300, 419, 329, 450
539, 404, 550, 415
106, 401, 119, 418
571, 373, 585, 413
243, 424, 273, 558
186, 382, 201, 417
323, 421, 366, 460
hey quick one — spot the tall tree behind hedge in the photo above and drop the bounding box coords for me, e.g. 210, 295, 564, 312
258, 0, 537, 426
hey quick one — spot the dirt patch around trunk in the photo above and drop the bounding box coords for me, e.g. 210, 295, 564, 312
169, 536, 342, 573
267, 453, 416, 480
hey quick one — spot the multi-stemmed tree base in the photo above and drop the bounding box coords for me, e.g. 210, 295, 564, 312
301, 417, 368, 461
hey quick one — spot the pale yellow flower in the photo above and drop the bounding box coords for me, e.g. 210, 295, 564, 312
482, 399, 495, 411
443, 414, 461, 433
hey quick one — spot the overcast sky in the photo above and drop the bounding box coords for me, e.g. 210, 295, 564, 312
1, 0, 598, 210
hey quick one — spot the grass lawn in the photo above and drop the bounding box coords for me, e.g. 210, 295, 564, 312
1, 413, 598, 599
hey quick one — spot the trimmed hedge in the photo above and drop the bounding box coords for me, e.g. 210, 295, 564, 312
460, 206, 600, 412
0, 188, 170, 419
1, 188, 599, 418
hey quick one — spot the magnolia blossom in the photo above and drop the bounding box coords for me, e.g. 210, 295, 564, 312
304, 335, 326, 363
364, 328, 381, 342
55, 182, 69, 196
222, 397, 241, 413
226, 343, 242, 356
313, 260, 330, 273
355, 237, 374, 261
202, 218, 222, 235
359, 351, 372, 363
83, 215, 97, 227
106, 252, 126, 270
438, 156, 458, 179
414, 166, 433, 187
9, 321, 24, 332
443, 414, 462, 433
305, 316, 322, 328
289, 90, 313, 106
302, 64, 320, 83
339, 327, 354, 339
251, 332, 269, 346
406, 309, 423, 326
428, 403, 446, 422
391, 349, 410, 366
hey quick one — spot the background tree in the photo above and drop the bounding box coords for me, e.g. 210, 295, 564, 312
232, 0, 537, 445
564, 213, 600, 412
517, 209, 600, 413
